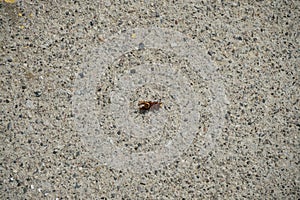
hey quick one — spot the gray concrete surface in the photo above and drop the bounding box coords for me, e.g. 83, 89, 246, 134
1, 0, 299, 199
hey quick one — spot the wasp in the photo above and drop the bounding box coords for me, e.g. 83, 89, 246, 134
138, 101, 162, 112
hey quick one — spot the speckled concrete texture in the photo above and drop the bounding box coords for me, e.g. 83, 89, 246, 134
1, 0, 299, 199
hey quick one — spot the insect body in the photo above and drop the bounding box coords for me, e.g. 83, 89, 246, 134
138, 101, 162, 112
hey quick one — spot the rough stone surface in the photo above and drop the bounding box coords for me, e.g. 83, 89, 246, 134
1, 0, 299, 199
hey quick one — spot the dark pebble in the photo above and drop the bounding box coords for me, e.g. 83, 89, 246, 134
138, 42, 145, 50
34, 91, 42, 97
7, 122, 12, 130
79, 72, 84, 78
